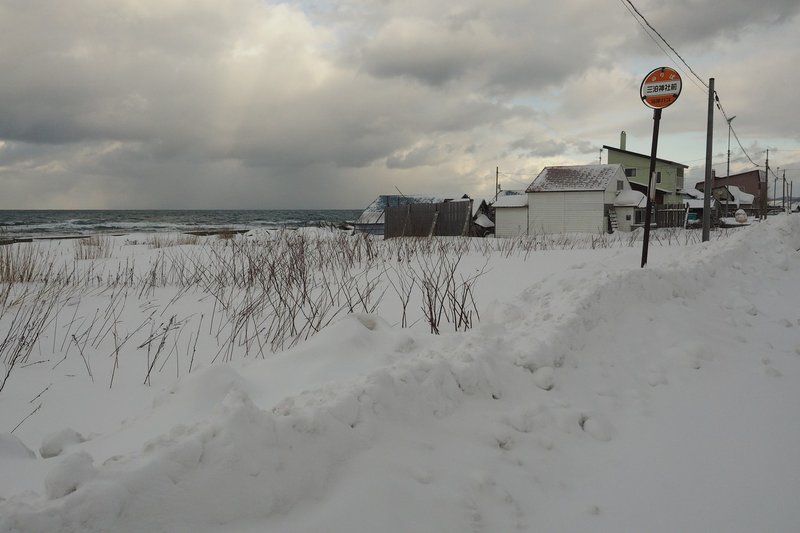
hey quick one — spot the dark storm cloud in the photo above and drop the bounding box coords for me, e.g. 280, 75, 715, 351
0, 0, 797, 208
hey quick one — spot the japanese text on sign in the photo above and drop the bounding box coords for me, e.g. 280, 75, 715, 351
640, 67, 682, 109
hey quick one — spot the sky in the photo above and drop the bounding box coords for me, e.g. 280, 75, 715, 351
1, 0, 799, 209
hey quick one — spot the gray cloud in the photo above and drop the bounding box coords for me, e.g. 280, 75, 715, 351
0, 0, 798, 209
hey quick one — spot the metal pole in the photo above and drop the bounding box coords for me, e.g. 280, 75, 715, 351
774, 167, 778, 212
641, 107, 662, 268
764, 150, 769, 219
702, 78, 715, 242
726, 115, 736, 177
783, 170, 787, 213
495, 166, 499, 202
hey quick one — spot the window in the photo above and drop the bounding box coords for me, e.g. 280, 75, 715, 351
617, 180, 624, 191
625, 168, 637, 178
655, 171, 662, 184
676, 168, 684, 178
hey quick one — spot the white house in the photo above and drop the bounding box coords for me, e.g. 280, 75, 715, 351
493, 192, 528, 237
525, 164, 630, 234
613, 189, 647, 232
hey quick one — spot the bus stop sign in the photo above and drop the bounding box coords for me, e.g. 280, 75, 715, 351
640, 67, 682, 109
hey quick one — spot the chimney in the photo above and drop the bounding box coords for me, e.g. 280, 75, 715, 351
620, 131, 627, 151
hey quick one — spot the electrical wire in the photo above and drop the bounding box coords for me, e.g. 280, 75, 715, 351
713, 94, 760, 167
622, 0, 708, 89
617, 0, 707, 94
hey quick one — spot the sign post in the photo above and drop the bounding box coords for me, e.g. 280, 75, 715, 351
639, 67, 682, 268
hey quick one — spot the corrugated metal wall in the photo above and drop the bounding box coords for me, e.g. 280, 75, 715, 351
495, 207, 528, 237
384, 200, 472, 238
529, 192, 605, 234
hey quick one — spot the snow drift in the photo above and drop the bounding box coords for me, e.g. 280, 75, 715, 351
1, 216, 799, 532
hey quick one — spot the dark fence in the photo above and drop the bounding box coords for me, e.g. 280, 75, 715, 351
654, 203, 688, 228
385, 200, 473, 238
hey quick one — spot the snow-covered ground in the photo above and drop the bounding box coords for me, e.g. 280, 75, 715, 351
1, 217, 799, 532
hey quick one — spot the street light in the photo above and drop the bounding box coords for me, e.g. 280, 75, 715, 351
726, 115, 736, 177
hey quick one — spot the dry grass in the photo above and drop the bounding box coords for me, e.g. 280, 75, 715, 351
146, 234, 200, 249
216, 227, 237, 240
74, 234, 113, 260
0, 226, 738, 393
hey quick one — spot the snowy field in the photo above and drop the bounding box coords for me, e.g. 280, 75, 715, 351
1, 217, 799, 532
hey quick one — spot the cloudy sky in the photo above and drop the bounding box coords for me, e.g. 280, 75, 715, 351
1, 0, 798, 209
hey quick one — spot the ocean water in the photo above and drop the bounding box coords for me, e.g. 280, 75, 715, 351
0, 210, 363, 239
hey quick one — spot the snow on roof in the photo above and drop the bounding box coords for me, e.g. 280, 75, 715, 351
473, 213, 495, 228
728, 185, 754, 206
496, 190, 526, 198
525, 164, 624, 193
680, 188, 704, 199
683, 198, 715, 209
613, 189, 647, 207
354, 195, 449, 225
493, 194, 528, 208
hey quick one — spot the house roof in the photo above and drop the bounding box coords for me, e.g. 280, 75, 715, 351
473, 213, 495, 228
710, 185, 755, 207
493, 194, 528, 208
614, 189, 647, 207
603, 145, 689, 169
628, 181, 671, 195
728, 185, 755, 206
694, 169, 764, 191
525, 164, 624, 193
680, 188, 704, 199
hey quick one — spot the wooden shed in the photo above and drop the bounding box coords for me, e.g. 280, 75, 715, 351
525, 164, 629, 234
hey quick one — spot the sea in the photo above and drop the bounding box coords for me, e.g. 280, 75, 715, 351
0, 210, 363, 239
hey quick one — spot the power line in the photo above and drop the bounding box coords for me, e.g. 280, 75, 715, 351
622, 0, 708, 89
619, 0, 786, 180
712, 94, 761, 168
617, 0, 707, 94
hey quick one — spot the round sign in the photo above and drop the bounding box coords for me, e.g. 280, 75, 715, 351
640, 67, 682, 109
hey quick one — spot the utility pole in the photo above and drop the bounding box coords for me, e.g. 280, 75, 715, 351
495, 166, 499, 202
726, 115, 736, 177
702, 78, 714, 242
763, 150, 769, 219
783, 169, 787, 213
774, 167, 779, 212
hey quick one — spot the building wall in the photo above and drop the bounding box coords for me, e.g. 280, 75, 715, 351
695, 171, 762, 202
494, 207, 528, 237
607, 151, 684, 203
604, 169, 631, 204
615, 206, 636, 232
528, 191, 605, 234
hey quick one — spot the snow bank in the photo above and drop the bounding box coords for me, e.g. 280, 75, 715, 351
0, 434, 36, 460
1, 215, 799, 532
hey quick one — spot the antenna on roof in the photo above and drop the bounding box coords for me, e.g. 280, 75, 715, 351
394, 186, 408, 198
